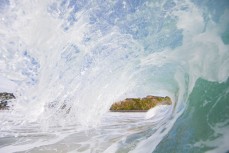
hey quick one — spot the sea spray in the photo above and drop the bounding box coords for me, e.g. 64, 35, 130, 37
0, 0, 228, 152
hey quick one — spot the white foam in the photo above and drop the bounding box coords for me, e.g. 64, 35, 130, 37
0, 76, 17, 92
145, 105, 171, 120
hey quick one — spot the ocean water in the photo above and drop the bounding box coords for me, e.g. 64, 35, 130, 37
0, 0, 228, 152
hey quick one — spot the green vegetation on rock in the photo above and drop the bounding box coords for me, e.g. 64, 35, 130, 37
110, 95, 172, 112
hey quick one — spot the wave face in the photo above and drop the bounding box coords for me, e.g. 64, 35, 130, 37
0, 0, 229, 152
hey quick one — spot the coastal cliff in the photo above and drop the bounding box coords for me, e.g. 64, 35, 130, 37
0, 92, 15, 109
110, 95, 172, 112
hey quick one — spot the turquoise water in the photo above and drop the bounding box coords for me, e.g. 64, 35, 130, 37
0, 0, 228, 152
154, 78, 229, 153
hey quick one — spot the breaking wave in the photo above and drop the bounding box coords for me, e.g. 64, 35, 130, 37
0, 0, 228, 152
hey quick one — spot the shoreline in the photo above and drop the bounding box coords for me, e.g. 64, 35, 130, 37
110, 110, 147, 112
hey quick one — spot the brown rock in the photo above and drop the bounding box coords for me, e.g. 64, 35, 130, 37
110, 95, 172, 112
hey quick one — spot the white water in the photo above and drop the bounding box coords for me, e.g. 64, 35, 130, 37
0, 0, 229, 152
0, 76, 17, 92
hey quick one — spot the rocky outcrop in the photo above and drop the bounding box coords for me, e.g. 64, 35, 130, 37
110, 95, 172, 112
0, 92, 15, 109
